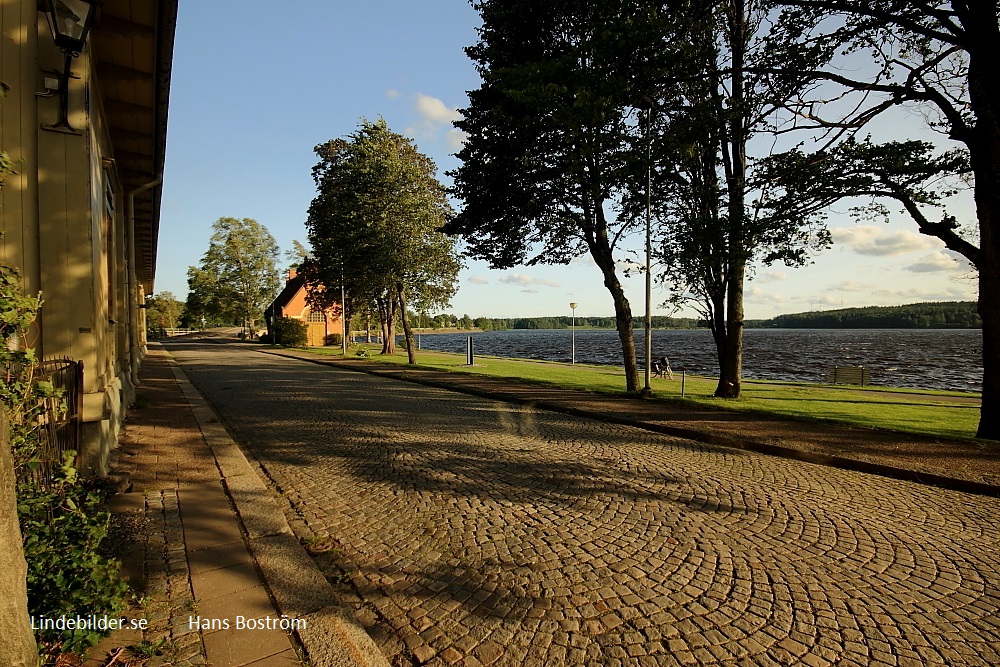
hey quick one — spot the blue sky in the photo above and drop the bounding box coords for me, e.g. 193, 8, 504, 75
156, 1, 978, 321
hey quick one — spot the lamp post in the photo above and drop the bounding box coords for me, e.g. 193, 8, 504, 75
643, 105, 653, 396
341, 264, 348, 356
40, 0, 99, 134
570, 302, 578, 365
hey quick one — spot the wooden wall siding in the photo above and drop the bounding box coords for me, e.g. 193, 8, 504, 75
0, 0, 41, 295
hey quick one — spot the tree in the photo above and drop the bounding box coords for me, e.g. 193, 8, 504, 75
144, 291, 184, 337
187, 218, 280, 336
284, 239, 312, 270
305, 120, 461, 363
760, 1, 999, 438
444, 0, 681, 392
183, 266, 221, 328
622, 0, 830, 397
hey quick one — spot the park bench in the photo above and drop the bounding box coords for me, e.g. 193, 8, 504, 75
827, 365, 870, 386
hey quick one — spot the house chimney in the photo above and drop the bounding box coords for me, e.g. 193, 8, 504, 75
288, 268, 297, 280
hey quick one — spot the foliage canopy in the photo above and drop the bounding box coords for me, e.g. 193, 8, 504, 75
185, 217, 280, 334
760, 0, 1000, 438
445, 0, 686, 390
305, 119, 461, 362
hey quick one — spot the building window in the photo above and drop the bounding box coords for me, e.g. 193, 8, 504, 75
306, 310, 325, 323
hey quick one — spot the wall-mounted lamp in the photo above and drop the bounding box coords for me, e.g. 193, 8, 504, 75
40, 0, 100, 134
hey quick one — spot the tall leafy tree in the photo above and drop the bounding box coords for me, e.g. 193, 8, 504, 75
305, 119, 461, 362
144, 291, 184, 337
624, 0, 829, 398
760, 1, 1000, 438
444, 0, 680, 392
187, 217, 280, 335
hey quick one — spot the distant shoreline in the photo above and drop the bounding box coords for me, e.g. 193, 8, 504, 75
404, 325, 981, 334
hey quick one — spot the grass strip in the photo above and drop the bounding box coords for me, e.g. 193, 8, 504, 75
303, 345, 981, 441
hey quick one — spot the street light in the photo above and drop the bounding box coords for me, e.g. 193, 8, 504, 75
42, 0, 100, 55
40, 0, 99, 134
643, 104, 653, 396
341, 264, 348, 355
569, 302, 578, 365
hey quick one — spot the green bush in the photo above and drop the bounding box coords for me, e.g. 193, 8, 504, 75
272, 317, 308, 347
3, 263, 128, 656
18, 454, 128, 654
325, 333, 342, 346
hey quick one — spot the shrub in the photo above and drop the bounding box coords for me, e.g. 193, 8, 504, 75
3, 263, 128, 655
272, 317, 308, 347
19, 454, 128, 654
324, 333, 343, 346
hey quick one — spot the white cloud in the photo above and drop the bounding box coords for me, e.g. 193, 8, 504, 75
871, 285, 975, 302
905, 252, 960, 273
747, 285, 785, 302
405, 93, 462, 144
467, 275, 489, 285
831, 280, 877, 293
499, 273, 559, 288
385, 89, 400, 100
754, 271, 786, 283
446, 128, 468, 151
830, 225, 940, 256
414, 93, 460, 125
521, 288, 539, 294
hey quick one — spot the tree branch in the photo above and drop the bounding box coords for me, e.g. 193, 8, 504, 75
776, 0, 965, 44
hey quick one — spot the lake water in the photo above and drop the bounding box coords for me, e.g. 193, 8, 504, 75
409, 328, 983, 393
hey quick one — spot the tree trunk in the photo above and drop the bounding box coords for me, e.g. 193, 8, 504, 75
971, 128, 1000, 438
585, 195, 640, 391
596, 264, 639, 392
397, 283, 417, 364
716, 259, 745, 398
716, 0, 747, 400
0, 407, 39, 667
966, 7, 1000, 440
706, 280, 731, 396
378, 294, 396, 355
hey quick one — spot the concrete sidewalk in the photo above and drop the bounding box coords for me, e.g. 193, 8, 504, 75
85, 344, 389, 667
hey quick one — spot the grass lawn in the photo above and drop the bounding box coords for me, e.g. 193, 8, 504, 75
303, 344, 982, 441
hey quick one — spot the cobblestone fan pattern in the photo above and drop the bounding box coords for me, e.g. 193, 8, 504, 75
172, 344, 1000, 667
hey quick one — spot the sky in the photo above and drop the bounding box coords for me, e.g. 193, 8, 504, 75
155, 1, 978, 321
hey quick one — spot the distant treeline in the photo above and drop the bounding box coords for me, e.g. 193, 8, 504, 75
420, 301, 980, 331
753, 301, 980, 329
473, 316, 702, 330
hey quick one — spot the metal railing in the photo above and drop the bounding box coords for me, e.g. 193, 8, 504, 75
14, 358, 83, 492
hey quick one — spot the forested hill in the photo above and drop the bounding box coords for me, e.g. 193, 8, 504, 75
760, 301, 980, 329
453, 302, 979, 331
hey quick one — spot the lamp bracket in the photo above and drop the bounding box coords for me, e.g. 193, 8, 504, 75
42, 67, 81, 80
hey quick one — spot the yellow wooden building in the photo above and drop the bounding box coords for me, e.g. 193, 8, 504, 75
1, 0, 177, 475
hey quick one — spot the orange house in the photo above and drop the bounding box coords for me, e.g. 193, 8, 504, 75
264, 270, 342, 347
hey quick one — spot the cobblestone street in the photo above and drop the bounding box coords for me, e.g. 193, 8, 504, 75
170, 342, 1000, 667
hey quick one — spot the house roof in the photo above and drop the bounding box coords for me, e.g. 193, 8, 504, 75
90, 0, 178, 290
265, 274, 307, 318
